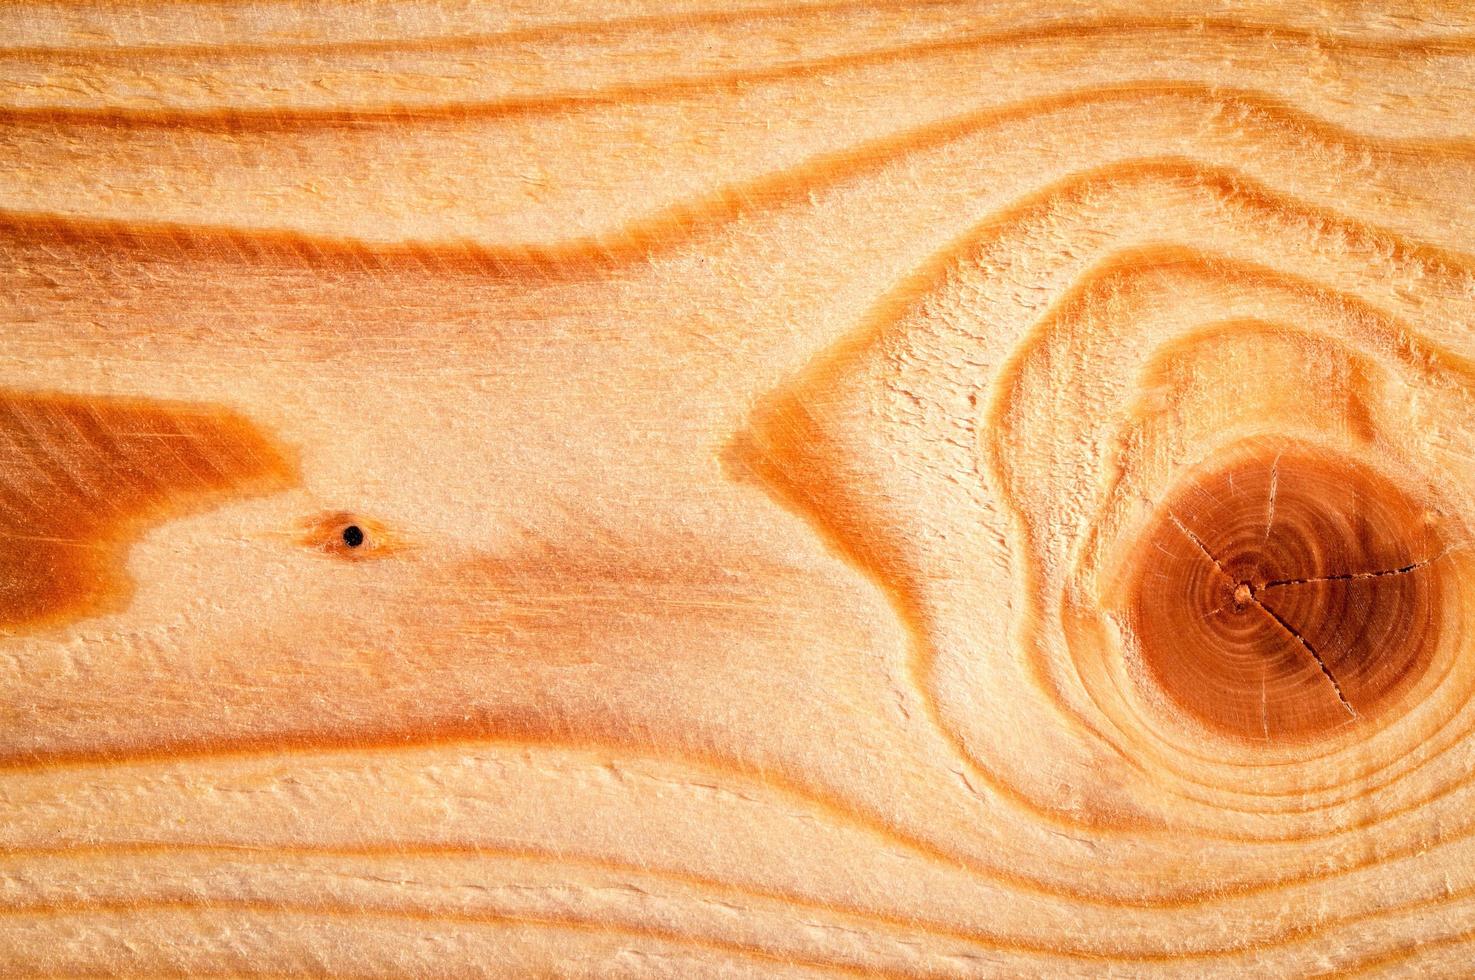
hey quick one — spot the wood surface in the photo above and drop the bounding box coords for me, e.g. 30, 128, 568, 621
4, 1, 1475, 975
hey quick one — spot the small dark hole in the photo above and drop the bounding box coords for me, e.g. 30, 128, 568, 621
341, 525, 365, 548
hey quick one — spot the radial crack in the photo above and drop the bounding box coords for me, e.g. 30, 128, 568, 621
1264, 452, 1280, 545
1252, 598, 1357, 720
1261, 554, 1440, 589
1168, 512, 1230, 577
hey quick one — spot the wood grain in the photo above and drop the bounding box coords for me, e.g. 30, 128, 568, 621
4, 1, 1475, 975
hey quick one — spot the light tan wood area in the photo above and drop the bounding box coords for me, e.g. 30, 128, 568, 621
5, 2, 1475, 975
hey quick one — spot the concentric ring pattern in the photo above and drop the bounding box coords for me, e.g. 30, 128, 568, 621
3, 1, 1475, 976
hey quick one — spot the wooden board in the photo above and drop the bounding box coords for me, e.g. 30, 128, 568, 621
4, 1, 1475, 975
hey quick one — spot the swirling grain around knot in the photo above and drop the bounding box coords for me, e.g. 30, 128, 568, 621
6, 1, 1475, 975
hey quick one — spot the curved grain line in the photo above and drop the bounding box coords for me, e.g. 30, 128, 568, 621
7, 26, 1475, 130
0, 726, 1139, 911
737, 157, 1475, 843
1052, 288, 1475, 790
8, 161, 1475, 902
8, 718, 1475, 920
11, 9, 1475, 60
0, 897, 900, 978
0, 0, 973, 58
983, 251, 1475, 808
0, 34, 1469, 132
723, 172, 1475, 955
952, 182, 1475, 786
3, 82, 1474, 282
0, 841, 1046, 958
1332, 928, 1475, 977
8, 10, 1475, 971
6, 157, 1475, 914
9, 842, 1475, 964
3, 247, 1470, 953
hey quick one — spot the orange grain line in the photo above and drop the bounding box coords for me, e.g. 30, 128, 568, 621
1329, 928, 1475, 976
737, 156, 1475, 843
8, 160, 1475, 854
8, 126, 1475, 932
5, 22, 1475, 129
4, 6, 1472, 972
7, 715, 1475, 917
5, 13, 1474, 63
2, 83, 1474, 284
0, 842, 1037, 957
0, 896, 903, 978
980, 249, 1475, 784
0, 0, 975, 58
6, 841, 1475, 964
